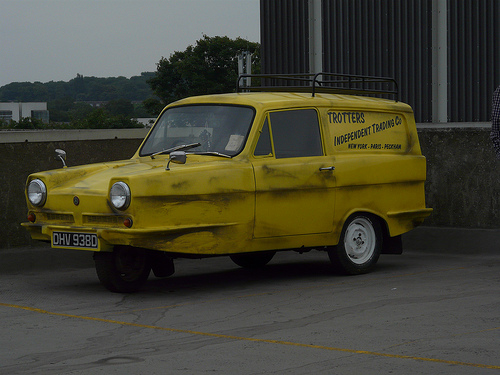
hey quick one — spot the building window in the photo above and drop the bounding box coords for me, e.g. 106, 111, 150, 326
0, 111, 12, 121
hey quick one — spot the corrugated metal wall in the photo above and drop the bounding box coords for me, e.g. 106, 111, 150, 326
260, 0, 500, 123
448, 0, 500, 122
260, 0, 310, 74
322, 0, 433, 122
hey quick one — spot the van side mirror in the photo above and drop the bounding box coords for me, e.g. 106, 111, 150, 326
55, 149, 67, 168
166, 151, 186, 170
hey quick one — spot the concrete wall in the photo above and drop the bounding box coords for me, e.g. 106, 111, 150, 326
0, 125, 498, 249
418, 124, 499, 228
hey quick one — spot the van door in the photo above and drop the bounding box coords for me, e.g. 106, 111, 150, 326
252, 109, 336, 238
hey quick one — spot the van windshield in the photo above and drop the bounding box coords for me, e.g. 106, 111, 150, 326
140, 105, 255, 157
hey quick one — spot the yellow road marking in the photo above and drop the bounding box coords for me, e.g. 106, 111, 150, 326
1, 302, 499, 370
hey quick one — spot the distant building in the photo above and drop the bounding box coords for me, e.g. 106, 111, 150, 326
0, 102, 49, 123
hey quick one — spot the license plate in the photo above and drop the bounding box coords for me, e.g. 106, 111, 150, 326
52, 231, 98, 250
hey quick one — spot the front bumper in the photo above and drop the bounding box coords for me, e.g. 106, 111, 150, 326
21, 221, 238, 254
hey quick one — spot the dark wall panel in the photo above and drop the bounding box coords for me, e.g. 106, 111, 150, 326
260, 0, 310, 74
260, 0, 500, 122
321, 0, 433, 122
448, 0, 500, 122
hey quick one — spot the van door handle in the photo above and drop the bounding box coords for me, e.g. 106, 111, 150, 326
319, 166, 335, 171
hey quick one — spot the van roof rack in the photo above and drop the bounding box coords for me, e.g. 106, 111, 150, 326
236, 72, 399, 101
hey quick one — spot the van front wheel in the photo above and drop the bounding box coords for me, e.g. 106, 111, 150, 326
328, 214, 381, 275
94, 246, 151, 293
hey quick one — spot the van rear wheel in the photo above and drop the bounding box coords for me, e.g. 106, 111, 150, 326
94, 246, 151, 293
328, 214, 381, 275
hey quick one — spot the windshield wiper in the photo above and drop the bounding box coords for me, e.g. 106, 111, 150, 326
150, 142, 201, 159
193, 151, 232, 158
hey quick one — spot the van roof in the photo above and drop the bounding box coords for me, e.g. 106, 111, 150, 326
169, 91, 414, 113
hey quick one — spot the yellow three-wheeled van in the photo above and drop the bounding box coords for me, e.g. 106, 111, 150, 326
23, 73, 432, 292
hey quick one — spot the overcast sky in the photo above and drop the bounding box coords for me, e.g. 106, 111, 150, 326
0, 0, 260, 87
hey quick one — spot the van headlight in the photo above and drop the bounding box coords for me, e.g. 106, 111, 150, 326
27, 179, 47, 207
110, 182, 131, 210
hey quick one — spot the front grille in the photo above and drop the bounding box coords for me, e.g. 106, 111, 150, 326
83, 215, 124, 226
39, 213, 74, 224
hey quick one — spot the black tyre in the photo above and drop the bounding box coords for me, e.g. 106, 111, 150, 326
150, 251, 175, 278
328, 214, 382, 275
230, 251, 276, 268
94, 246, 151, 293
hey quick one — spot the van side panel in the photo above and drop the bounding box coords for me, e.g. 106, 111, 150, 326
332, 155, 430, 237
324, 109, 418, 155
321, 106, 431, 239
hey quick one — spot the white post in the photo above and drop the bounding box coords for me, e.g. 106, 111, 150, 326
309, 0, 323, 74
238, 52, 252, 87
432, 0, 448, 123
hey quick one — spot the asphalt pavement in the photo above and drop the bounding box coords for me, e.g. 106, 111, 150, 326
0, 227, 499, 374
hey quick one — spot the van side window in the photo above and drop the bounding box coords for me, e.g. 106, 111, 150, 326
254, 118, 272, 156
269, 109, 323, 158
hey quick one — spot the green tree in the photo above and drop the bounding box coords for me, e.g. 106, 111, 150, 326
105, 99, 134, 117
0, 73, 154, 102
146, 35, 260, 113
7, 117, 45, 129
71, 73, 85, 94
68, 102, 94, 121
69, 108, 142, 129
48, 97, 75, 122
132, 102, 154, 118
142, 97, 164, 117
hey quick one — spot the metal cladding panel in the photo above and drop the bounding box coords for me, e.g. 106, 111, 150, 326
321, 0, 433, 122
260, 0, 310, 75
448, 0, 500, 122
259, 0, 500, 122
